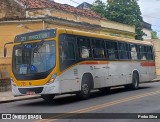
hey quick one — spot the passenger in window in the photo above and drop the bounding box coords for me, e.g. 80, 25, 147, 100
131, 46, 138, 60
142, 55, 147, 60
81, 46, 89, 59
99, 49, 105, 58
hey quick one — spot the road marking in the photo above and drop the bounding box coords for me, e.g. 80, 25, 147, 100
36, 90, 160, 122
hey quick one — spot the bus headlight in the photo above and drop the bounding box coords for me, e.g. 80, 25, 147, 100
47, 73, 57, 85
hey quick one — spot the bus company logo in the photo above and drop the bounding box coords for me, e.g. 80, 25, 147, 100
2, 114, 12, 119
21, 82, 26, 86
29, 82, 32, 86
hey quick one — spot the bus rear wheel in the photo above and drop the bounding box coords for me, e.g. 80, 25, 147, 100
126, 73, 139, 90
41, 94, 55, 102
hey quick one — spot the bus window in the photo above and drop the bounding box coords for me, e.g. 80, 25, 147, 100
59, 34, 77, 71
106, 41, 118, 60
130, 44, 138, 60
139, 45, 147, 60
136, 45, 141, 60
92, 39, 105, 59
127, 43, 131, 59
61, 41, 75, 60
77, 37, 91, 59
118, 42, 128, 60
147, 46, 154, 60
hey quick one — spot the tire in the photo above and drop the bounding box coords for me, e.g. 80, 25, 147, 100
99, 87, 110, 94
41, 94, 55, 102
126, 73, 139, 90
76, 74, 92, 99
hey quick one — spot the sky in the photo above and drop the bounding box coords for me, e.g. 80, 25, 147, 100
54, 0, 160, 37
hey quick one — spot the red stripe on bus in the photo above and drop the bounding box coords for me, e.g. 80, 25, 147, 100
80, 61, 109, 65
141, 62, 155, 67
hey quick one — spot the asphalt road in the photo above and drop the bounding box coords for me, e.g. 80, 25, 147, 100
1, 82, 160, 122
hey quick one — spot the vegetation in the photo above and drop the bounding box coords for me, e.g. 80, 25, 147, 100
151, 31, 159, 39
92, 0, 145, 40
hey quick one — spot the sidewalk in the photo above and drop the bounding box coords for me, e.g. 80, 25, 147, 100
0, 91, 40, 104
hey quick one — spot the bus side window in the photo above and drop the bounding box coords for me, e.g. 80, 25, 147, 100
77, 37, 91, 59
59, 34, 77, 71
92, 39, 105, 59
106, 41, 118, 60
130, 44, 138, 60
127, 44, 131, 59
118, 42, 128, 60
136, 45, 141, 60
147, 46, 154, 60
139, 45, 147, 60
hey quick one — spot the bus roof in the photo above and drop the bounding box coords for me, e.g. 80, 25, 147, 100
57, 28, 152, 46
14, 28, 152, 46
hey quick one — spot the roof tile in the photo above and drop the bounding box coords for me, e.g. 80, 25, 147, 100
18, 0, 102, 19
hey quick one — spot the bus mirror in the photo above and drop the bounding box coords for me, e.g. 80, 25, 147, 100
4, 47, 7, 57
4, 42, 13, 57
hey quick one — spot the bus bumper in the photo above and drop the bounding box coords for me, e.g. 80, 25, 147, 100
11, 80, 61, 96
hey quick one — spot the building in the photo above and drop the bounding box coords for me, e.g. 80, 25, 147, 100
0, 0, 25, 19
143, 22, 152, 39
77, 2, 93, 10
0, 0, 135, 57
77, 2, 153, 40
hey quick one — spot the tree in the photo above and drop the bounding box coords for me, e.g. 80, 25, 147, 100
92, 0, 106, 18
92, 0, 144, 40
151, 31, 159, 39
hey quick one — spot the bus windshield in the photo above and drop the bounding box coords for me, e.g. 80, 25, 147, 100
13, 40, 56, 75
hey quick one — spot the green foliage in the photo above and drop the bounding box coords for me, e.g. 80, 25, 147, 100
151, 31, 159, 39
92, 0, 106, 17
92, 0, 144, 40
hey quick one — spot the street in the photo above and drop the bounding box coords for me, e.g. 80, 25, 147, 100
0, 82, 160, 121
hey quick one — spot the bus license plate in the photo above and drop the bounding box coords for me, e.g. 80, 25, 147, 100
26, 91, 35, 95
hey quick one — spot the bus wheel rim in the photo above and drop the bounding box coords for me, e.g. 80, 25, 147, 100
82, 84, 89, 95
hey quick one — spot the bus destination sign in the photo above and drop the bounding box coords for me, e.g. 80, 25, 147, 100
14, 29, 56, 43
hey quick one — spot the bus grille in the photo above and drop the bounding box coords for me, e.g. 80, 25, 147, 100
18, 87, 43, 94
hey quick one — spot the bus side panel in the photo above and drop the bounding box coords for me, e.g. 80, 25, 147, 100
108, 61, 132, 86
148, 66, 156, 81
59, 66, 81, 93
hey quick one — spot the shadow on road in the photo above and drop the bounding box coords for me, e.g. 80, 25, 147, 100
19, 86, 151, 106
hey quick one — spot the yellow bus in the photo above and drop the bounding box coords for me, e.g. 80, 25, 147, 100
4, 28, 156, 102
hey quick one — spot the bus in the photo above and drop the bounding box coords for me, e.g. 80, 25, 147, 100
4, 28, 156, 102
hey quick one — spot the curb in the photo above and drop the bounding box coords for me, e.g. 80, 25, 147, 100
0, 96, 41, 104
148, 79, 160, 83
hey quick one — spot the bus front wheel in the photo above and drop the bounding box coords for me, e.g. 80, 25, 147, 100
76, 74, 92, 99
41, 94, 55, 102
